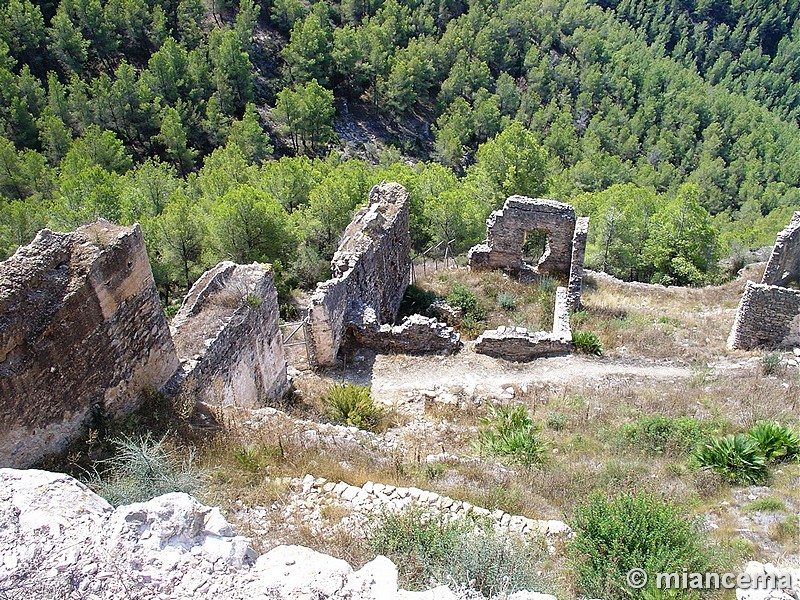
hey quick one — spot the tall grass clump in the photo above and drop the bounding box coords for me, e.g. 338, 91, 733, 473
620, 416, 723, 456
86, 434, 201, 506
692, 434, 768, 485
369, 506, 548, 596
573, 331, 603, 355
476, 404, 547, 467
446, 284, 487, 322
761, 351, 783, 375
324, 383, 386, 432
569, 491, 714, 600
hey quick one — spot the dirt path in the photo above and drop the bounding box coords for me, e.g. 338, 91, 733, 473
338, 349, 693, 401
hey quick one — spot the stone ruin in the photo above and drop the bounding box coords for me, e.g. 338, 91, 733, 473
0, 222, 180, 468
729, 211, 800, 350
0, 221, 288, 468
466, 196, 588, 361
167, 261, 289, 409
468, 196, 589, 312
307, 182, 460, 366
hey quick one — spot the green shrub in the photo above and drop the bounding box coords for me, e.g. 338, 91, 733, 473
570, 310, 589, 329
497, 292, 517, 311
692, 434, 768, 485
761, 351, 783, 375
324, 383, 386, 432
447, 284, 486, 321
568, 491, 713, 600
86, 434, 201, 506
620, 416, 723, 456
400, 285, 438, 316
546, 411, 568, 431
744, 496, 785, 512
747, 420, 800, 463
476, 404, 547, 467
369, 507, 547, 595
244, 292, 263, 308
573, 331, 603, 355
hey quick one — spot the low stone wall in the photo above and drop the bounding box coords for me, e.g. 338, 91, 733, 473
728, 281, 800, 350
474, 287, 573, 361
308, 183, 411, 367
346, 304, 461, 355
0, 222, 178, 468
169, 261, 288, 408
762, 211, 800, 287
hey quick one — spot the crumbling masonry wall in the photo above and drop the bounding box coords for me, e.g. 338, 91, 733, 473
0, 222, 179, 468
468, 197, 578, 277
567, 217, 589, 311
169, 261, 288, 408
762, 211, 800, 287
728, 282, 800, 350
729, 211, 800, 350
308, 182, 411, 366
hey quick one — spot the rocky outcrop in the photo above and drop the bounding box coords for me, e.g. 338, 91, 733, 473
169, 261, 288, 408
308, 182, 412, 367
0, 468, 558, 600
0, 221, 179, 468
347, 304, 462, 355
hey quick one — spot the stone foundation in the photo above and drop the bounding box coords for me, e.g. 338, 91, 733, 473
169, 262, 289, 408
727, 282, 800, 350
308, 183, 411, 367
0, 222, 179, 468
474, 287, 574, 361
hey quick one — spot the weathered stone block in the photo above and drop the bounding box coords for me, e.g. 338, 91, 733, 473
346, 304, 461, 354
0, 221, 179, 467
474, 327, 572, 361
727, 281, 800, 350
567, 217, 589, 311
308, 182, 411, 366
169, 261, 288, 407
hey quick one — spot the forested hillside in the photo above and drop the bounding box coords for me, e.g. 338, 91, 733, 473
1, 0, 799, 300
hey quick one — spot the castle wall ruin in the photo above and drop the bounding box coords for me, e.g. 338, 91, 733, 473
762, 211, 800, 287
0, 222, 179, 468
168, 261, 288, 408
307, 182, 411, 367
729, 211, 800, 350
728, 282, 800, 350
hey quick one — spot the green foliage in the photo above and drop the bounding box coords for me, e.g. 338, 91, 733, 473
446, 284, 486, 322
497, 292, 516, 311
399, 285, 438, 316
476, 404, 547, 467
568, 491, 714, 600
620, 416, 723, 456
761, 351, 783, 376
369, 506, 548, 595
692, 434, 769, 485
274, 80, 336, 154
324, 383, 385, 432
573, 331, 603, 356
744, 497, 786, 513
545, 411, 567, 431
86, 434, 201, 506
747, 421, 800, 464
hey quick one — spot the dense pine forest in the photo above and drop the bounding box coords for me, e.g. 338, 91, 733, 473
1, 0, 799, 301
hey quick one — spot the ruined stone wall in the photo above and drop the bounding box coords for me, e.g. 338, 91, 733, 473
567, 217, 589, 311
0, 222, 178, 468
169, 261, 288, 407
308, 182, 411, 366
468, 197, 577, 276
762, 211, 800, 287
727, 281, 800, 350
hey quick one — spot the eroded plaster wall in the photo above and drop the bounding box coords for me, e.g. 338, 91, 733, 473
0, 222, 179, 467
